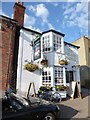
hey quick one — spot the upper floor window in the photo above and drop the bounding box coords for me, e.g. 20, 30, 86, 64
53, 35, 62, 51
42, 35, 51, 52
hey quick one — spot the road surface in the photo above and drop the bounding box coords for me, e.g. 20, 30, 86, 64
57, 88, 90, 119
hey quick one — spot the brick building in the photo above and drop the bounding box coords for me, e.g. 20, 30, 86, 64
0, 1, 25, 94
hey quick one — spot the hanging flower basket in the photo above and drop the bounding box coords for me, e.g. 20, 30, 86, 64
24, 63, 39, 72
59, 59, 68, 65
41, 59, 48, 65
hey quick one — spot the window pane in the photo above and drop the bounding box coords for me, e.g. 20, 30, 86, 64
42, 69, 51, 86
54, 67, 63, 85
49, 76, 51, 80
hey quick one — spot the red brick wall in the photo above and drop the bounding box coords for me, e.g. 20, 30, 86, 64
0, 26, 2, 91
0, 2, 25, 94
13, 3, 25, 26
0, 19, 16, 92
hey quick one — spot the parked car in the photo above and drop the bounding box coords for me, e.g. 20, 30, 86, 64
38, 86, 62, 102
2, 93, 60, 120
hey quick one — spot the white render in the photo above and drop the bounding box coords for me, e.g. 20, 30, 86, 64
17, 29, 80, 95
64, 43, 80, 86
17, 29, 41, 94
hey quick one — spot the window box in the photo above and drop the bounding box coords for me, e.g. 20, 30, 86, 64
24, 63, 39, 72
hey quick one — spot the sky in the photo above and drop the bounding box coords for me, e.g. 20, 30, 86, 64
0, 1, 89, 43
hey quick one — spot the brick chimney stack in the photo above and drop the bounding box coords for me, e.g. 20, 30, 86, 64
13, 0, 25, 26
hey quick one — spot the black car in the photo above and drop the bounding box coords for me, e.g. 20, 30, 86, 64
2, 93, 60, 120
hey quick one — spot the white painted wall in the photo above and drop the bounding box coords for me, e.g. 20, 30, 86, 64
64, 44, 79, 67
17, 29, 41, 94
54, 52, 65, 65
64, 43, 80, 84
21, 70, 40, 93
17, 29, 80, 96
43, 52, 54, 66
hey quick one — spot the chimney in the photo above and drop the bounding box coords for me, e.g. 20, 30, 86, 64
13, 0, 25, 26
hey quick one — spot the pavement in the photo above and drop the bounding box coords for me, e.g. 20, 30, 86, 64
57, 88, 90, 119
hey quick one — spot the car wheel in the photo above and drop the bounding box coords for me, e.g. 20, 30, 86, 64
52, 92, 62, 102
43, 113, 55, 120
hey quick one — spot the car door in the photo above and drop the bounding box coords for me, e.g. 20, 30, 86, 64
3, 108, 35, 120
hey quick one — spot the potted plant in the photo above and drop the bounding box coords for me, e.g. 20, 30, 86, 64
41, 58, 48, 65
24, 62, 39, 72
59, 59, 68, 65
55, 85, 69, 91
38, 86, 51, 94
55, 85, 69, 99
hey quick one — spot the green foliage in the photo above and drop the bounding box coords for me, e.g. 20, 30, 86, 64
55, 85, 68, 91
38, 86, 51, 93
24, 63, 39, 72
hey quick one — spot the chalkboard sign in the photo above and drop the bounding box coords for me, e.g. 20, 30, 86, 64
68, 81, 81, 99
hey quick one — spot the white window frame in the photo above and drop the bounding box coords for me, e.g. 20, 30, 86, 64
53, 35, 62, 52
42, 35, 51, 52
54, 67, 64, 86
42, 68, 51, 86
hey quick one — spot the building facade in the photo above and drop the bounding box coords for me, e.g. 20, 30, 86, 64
0, 1, 25, 95
0, 1, 81, 97
17, 28, 80, 94
72, 36, 90, 87
0, 15, 17, 92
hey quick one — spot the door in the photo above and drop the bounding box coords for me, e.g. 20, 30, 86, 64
66, 71, 74, 83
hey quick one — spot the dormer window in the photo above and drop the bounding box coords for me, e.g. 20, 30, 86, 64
42, 35, 51, 52
53, 34, 62, 51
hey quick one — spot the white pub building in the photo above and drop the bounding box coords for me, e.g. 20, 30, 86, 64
17, 28, 80, 96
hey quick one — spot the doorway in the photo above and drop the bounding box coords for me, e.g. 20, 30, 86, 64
66, 71, 74, 83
